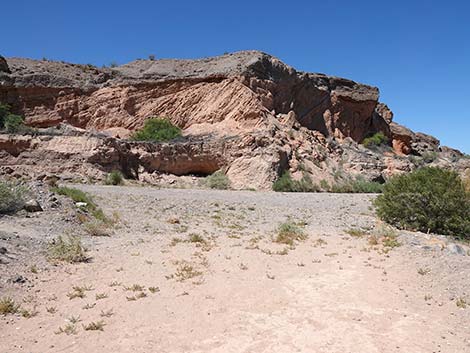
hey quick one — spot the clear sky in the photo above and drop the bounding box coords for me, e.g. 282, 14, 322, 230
3, 0, 469, 153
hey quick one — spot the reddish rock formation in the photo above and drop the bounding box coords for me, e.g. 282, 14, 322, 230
0, 51, 468, 189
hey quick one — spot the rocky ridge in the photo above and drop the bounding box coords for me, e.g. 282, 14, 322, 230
0, 51, 468, 189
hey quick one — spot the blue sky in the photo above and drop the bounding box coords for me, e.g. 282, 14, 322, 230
3, 0, 469, 153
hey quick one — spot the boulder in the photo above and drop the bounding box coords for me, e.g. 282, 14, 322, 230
23, 199, 43, 212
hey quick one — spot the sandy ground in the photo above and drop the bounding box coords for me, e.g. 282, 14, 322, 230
1, 185, 469, 353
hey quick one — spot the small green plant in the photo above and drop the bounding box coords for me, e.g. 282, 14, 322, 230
0, 103, 29, 133
375, 167, 470, 239
83, 320, 105, 331
84, 220, 111, 237
417, 268, 431, 276
205, 170, 230, 190
105, 170, 124, 185
0, 180, 27, 214
345, 228, 368, 238
124, 284, 145, 292
131, 118, 181, 142
174, 263, 202, 281
0, 297, 20, 315
362, 132, 388, 148
20, 307, 39, 318
48, 236, 88, 263
148, 286, 160, 293
100, 309, 114, 317
456, 297, 467, 309
55, 323, 77, 335
67, 315, 82, 324
189, 233, 206, 244
274, 221, 307, 246
95, 293, 108, 300
46, 306, 57, 314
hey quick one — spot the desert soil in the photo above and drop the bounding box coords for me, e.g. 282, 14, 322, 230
1, 185, 469, 353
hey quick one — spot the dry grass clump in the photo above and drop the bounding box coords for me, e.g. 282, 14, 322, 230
84, 220, 112, 237
47, 236, 88, 263
0, 297, 20, 315
274, 221, 307, 246
174, 263, 203, 282
55, 323, 77, 335
83, 320, 106, 331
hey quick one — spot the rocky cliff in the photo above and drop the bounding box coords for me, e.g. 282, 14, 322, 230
0, 51, 468, 189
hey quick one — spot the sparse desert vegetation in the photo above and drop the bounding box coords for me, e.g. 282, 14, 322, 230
1, 185, 469, 352
105, 170, 124, 186
47, 236, 88, 263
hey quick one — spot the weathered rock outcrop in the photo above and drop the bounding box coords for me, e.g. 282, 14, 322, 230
0, 51, 468, 189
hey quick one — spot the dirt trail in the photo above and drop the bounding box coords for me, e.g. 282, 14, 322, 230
1, 186, 469, 353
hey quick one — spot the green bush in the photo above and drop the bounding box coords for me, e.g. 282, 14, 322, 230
272, 172, 319, 192
4, 114, 25, 133
206, 171, 230, 190
374, 167, 470, 239
0, 180, 26, 214
362, 132, 388, 148
131, 118, 181, 142
274, 221, 307, 245
330, 176, 384, 193
105, 170, 124, 185
0, 103, 29, 133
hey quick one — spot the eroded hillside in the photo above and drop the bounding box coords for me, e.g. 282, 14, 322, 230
0, 51, 468, 189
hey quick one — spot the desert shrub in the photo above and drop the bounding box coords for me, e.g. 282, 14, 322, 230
4, 114, 25, 133
0, 297, 20, 315
131, 118, 181, 142
274, 221, 307, 245
206, 170, 230, 190
0, 103, 29, 133
330, 176, 384, 193
47, 235, 88, 263
362, 132, 388, 148
374, 167, 470, 238
105, 170, 124, 185
272, 172, 319, 192
0, 180, 26, 214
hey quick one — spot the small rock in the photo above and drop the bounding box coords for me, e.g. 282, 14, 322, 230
75, 202, 88, 208
0, 247, 7, 255
24, 199, 43, 212
446, 243, 466, 256
11, 275, 27, 284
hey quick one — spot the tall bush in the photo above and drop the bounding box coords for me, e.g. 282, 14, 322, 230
374, 167, 470, 239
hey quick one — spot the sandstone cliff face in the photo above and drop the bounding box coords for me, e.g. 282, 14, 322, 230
0, 52, 382, 142
0, 52, 467, 189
